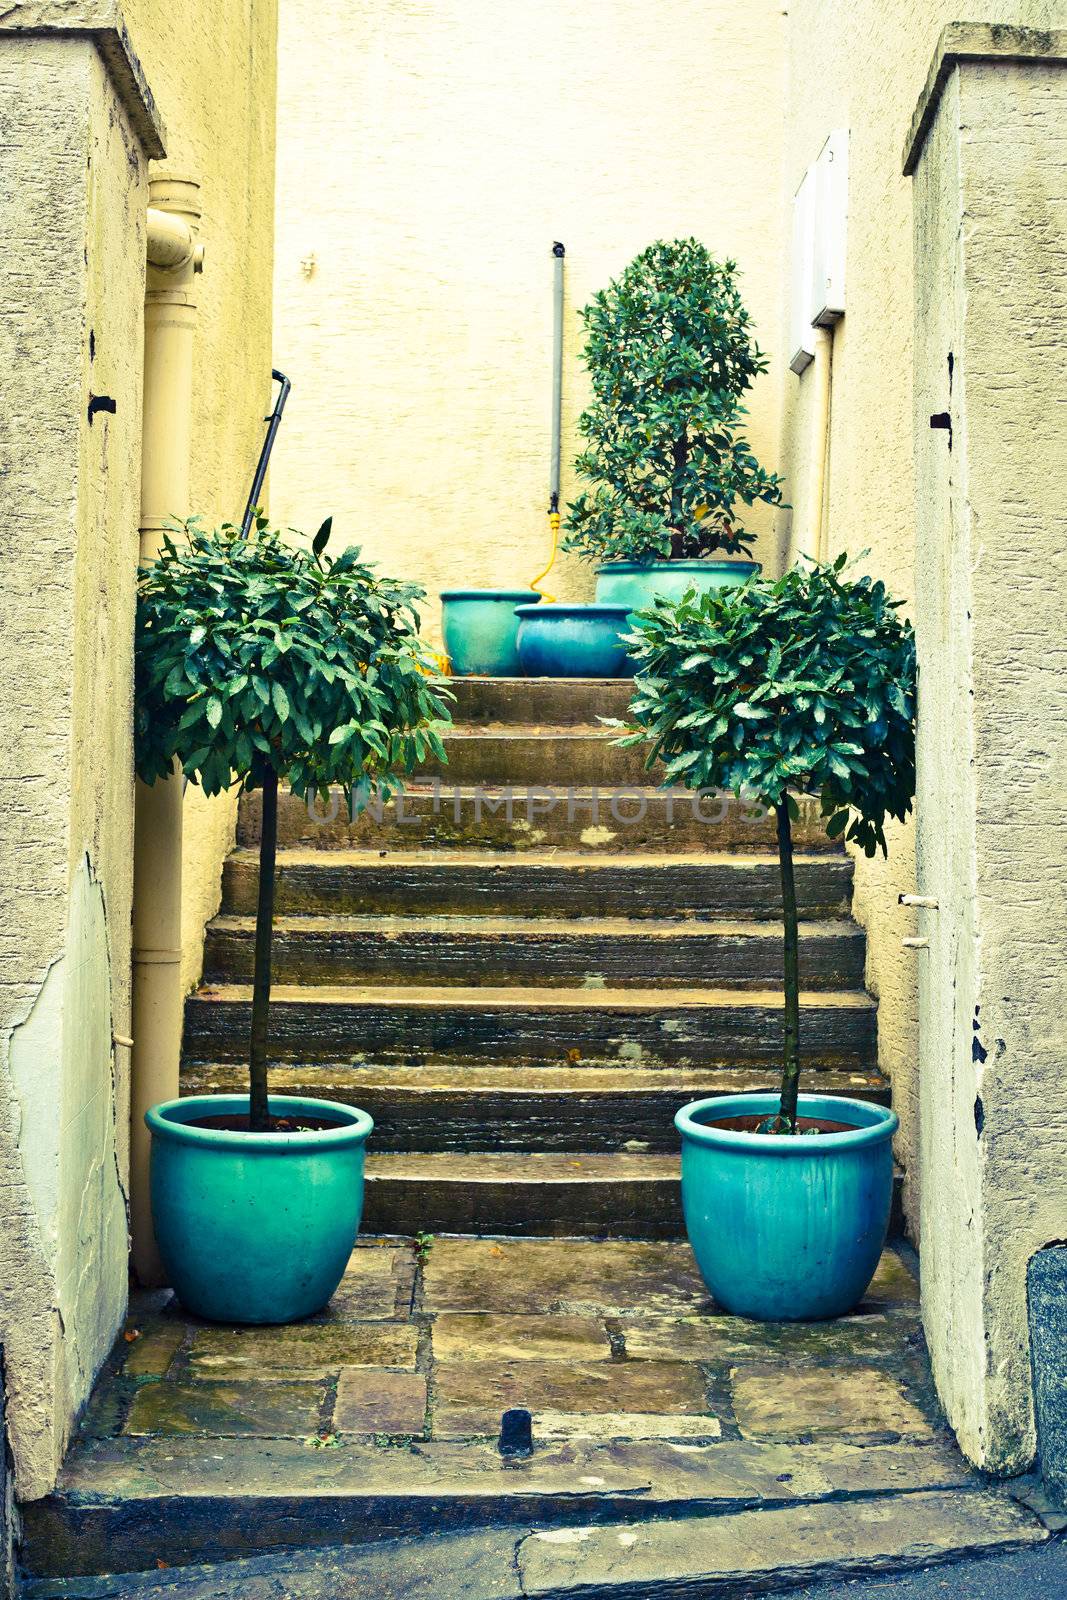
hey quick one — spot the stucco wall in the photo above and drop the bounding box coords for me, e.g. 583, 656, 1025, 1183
778, 0, 1065, 1236
0, 0, 276, 1500
270, 0, 787, 639
911, 35, 1067, 1473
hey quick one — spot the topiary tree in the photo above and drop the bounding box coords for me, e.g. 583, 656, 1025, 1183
136, 513, 450, 1130
563, 238, 783, 566
618, 556, 916, 1131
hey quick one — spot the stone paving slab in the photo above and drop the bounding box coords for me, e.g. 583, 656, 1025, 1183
334, 1369, 428, 1435
432, 1357, 710, 1437
534, 1410, 723, 1441
125, 1380, 324, 1438
312, 1245, 416, 1321
431, 1312, 612, 1362
187, 1321, 417, 1378
121, 1320, 186, 1378
422, 1238, 708, 1315
620, 1310, 918, 1364
731, 1366, 934, 1443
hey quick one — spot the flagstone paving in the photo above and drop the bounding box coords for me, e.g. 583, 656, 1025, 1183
25, 1234, 1049, 1587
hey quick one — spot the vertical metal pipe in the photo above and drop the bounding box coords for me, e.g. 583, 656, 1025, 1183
130, 175, 201, 1285
549, 242, 565, 516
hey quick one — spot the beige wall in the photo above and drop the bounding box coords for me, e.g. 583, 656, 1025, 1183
779, 0, 1065, 1237
911, 30, 1067, 1474
271, 0, 787, 639
0, 0, 276, 1500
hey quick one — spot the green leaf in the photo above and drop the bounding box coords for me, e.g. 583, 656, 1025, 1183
272, 681, 290, 722
312, 517, 333, 558
205, 695, 222, 730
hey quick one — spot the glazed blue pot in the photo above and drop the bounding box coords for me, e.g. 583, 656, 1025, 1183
147, 1094, 373, 1324
514, 603, 631, 678
676, 1093, 898, 1321
441, 589, 540, 676
595, 558, 760, 612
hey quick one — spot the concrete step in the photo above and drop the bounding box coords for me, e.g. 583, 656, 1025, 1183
240, 784, 840, 854
180, 1063, 891, 1151
363, 1150, 683, 1236
416, 726, 653, 787
183, 983, 877, 1068
221, 849, 854, 921
21, 1434, 1006, 1583
202, 913, 866, 990
446, 675, 635, 726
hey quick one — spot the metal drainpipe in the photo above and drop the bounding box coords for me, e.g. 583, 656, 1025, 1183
806, 325, 834, 562
130, 175, 203, 1285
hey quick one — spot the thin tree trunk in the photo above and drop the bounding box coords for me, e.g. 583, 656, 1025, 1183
248, 767, 278, 1131
669, 429, 688, 530
776, 796, 801, 1133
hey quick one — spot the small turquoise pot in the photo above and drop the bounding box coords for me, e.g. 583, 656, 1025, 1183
514, 603, 631, 679
441, 589, 540, 676
676, 1093, 898, 1321
147, 1094, 373, 1324
595, 558, 761, 612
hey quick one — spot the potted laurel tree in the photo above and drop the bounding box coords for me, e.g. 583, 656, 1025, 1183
620, 556, 916, 1320
563, 238, 783, 615
136, 513, 449, 1324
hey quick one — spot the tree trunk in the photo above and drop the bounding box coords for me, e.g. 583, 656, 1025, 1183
776, 796, 801, 1133
669, 429, 688, 530
248, 767, 278, 1131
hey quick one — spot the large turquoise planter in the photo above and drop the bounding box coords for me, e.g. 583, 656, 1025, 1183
147, 1094, 373, 1324
514, 603, 631, 678
595, 558, 760, 612
441, 589, 540, 676
676, 1093, 898, 1321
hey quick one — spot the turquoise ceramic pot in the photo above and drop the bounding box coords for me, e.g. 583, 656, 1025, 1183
595, 558, 760, 611
514, 603, 631, 679
441, 589, 540, 676
147, 1094, 373, 1324
675, 1093, 898, 1321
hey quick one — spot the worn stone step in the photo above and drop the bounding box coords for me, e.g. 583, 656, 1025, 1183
202, 913, 866, 990
180, 1064, 891, 1151
183, 984, 877, 1068
221, 849, 853, 921
416, 726, 652, 787
363, 1150, 683, 1236
238, 784, 841, 855
446, 675, 635, 727
20, 1433, 991, 1581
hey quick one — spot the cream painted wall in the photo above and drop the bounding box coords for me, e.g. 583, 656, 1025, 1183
0, 0, 277, 1500
779, 0, 1066, 1236
271, 0, 787, 640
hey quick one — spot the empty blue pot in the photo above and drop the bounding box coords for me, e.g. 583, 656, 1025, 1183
147, 1094, 373, 1323
675, 1093, 898, 1320
514, 603, 631, 678
441, 589, 540, 676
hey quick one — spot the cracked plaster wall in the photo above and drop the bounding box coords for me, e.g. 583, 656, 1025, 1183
0, 0, 277, 1501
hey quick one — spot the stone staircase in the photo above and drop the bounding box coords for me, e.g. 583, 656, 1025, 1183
183, 677, 886, 1237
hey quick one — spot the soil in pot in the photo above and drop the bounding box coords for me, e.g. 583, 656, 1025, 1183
705, 1114, 855, 1136
191, 1112, 340, 1134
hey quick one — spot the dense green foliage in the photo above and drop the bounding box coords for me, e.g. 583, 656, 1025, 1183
620, 557, 916, 855
619, 557, 916, 1132
135, 514, 450, 802
563, 239, 783, 566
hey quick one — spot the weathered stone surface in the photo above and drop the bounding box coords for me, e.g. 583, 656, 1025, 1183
121, 1321, 186, 1379
314, 1247, 416, 1322
188, 1321, 417, 1379
860, 1249, 920, 1310
1027, 1245, 1067, 1504
431, 1314, 611, 1363
333, 1369, 427, 1436
22, 1435, 980, 1578
534, 1411, 722, 1442
432, 1358, 709, 1438
621, 1309, 914, 1365
731, 1367, 934, 1442
422, 1239, 708, 1317
124, 1382, 324, 1438
517, 1490, 1047, 1596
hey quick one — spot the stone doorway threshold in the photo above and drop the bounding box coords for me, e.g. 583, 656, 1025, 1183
24, 1237, 1048, 1593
